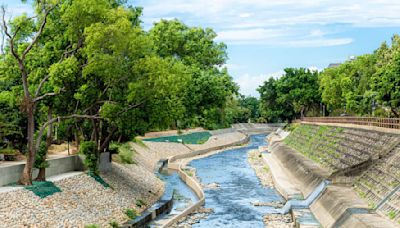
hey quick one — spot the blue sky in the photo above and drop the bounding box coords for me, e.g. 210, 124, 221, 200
2, 0, 400, 96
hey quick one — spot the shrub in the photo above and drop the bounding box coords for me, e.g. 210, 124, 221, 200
125, 209, 138, 220
34, 141, 49, 169
80, 141, 99, 175
388, 211, 397, 220
109, 221, 119, 228
135, 199, 145, 208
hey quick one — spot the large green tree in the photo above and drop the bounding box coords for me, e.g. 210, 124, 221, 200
258, 68, 320, 122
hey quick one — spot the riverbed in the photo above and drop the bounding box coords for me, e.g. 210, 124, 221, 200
188, 134, 284, 227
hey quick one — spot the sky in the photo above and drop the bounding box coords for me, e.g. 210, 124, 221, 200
2, 0, 400, 97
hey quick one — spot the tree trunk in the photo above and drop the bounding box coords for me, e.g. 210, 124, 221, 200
35, 168, 46, 181
35, 106, 52, 181
19, 100, 35, 185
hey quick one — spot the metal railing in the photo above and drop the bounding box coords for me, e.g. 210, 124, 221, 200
302, 117, 400, 129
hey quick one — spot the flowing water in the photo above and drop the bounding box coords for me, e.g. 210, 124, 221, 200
154, 134, 321, 227
188, 134, 284, 227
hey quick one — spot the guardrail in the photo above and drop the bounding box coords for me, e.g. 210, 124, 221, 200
302, 117, 400, 129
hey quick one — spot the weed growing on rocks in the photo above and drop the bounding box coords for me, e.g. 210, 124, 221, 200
125, 209, 139, 220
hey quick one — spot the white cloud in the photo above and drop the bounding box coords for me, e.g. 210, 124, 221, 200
235, 71, 284, 97
136, 0, 400, 46
286, 38, 353, 47
239, 13, 252, 18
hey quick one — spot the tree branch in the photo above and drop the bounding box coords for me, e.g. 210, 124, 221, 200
34, 74, 51, 97
21, 5, 55, 60
35, 114, 103, 151
33, 92, 59, 102
116, 100, 146, 116
1, 6, 21, 62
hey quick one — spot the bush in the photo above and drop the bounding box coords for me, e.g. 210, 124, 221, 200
80, 141, 99, 175
34, 141, 49, 169
109, 221, 119, 228
125, 209, 138, 220
111, 143, 134, 164
135, 199, 145, 208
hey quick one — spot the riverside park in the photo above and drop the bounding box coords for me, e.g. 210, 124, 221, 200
1, 0, 400, 228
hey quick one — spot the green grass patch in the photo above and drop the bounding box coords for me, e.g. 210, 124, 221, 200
88, 172, 110, 188
132, 137, 147, 148
0, 148, 17, 155
110, 142, 135, 164
24, 181, 62, 198
388, 211, 397, 220
143, 131, 211, 144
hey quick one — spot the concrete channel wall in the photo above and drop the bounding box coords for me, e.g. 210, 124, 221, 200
269, 124, 400, 227
0, 155, 84, 186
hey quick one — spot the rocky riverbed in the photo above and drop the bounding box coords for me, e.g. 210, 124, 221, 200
247, 149, 294, 228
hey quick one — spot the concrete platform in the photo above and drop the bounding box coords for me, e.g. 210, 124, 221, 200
292, 209, 321, 228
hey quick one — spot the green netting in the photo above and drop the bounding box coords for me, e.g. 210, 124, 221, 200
24, 181, 62, 198
88, 172, 110, 188
143, 131, 211, 144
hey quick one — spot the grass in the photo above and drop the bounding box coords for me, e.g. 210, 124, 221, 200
135, 199, 145, 208
388, 211, 397, 220
133, 137, 147, 148
0, 148, 17, 155
125, 209, 139, 220
111, 142, 135, 164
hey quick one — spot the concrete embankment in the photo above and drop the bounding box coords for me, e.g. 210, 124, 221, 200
267, 123, 400, 227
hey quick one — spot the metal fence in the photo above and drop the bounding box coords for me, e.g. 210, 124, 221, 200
302, 117, 400, 129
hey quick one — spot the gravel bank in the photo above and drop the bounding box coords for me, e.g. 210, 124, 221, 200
247, 149, 274, 187
0, 163, 163, 228
247, 149, 294, 228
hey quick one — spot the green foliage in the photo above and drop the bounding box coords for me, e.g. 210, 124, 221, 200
125, 209, 139, 220
0, 148, 18, 155
132, 137, 147, 148
258, 68, 320, 122
388, 211, 397, 220
34, 141, 50, 169
80, 141, 99, 175
109, 221, 119, 228
24, 181, 62, 198
110, 142, 134, 164
84, 225, 100, 228
135, 199, 145, 208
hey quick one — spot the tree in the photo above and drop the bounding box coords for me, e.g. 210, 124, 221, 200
258, 68, 320, 122
372, 35, 400, 117
319, 54, 377, 115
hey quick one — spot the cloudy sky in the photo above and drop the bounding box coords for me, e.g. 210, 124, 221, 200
2, 0, 400, 96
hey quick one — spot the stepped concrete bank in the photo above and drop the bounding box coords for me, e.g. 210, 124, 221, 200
267, 123, 400, 227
